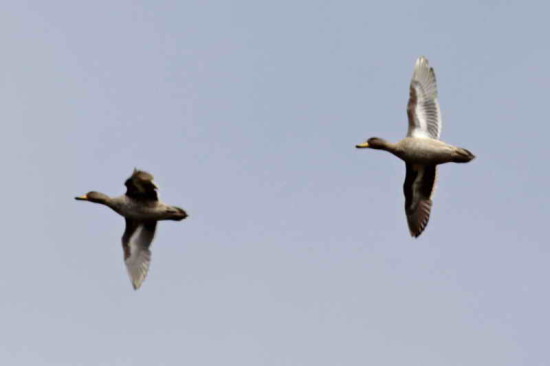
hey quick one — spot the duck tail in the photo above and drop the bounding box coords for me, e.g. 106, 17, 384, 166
453, 147, 476, 163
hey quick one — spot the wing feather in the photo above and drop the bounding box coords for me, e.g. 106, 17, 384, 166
125, 169, 158, 201
122, 219, 157, 289
403, 164, 437, 237
406, 57, 442, 139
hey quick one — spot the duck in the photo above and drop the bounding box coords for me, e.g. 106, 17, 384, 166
75, 169, 188, 289
356, 56, 475, 237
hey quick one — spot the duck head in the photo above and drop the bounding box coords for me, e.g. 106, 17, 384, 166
355, 137, 389, 150
75, 191, 110, 204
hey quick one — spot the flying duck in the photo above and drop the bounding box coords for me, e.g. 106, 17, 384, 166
356, 56, 475, 237
75, 169, 188, 289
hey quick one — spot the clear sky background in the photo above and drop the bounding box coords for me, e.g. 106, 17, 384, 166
1, 1, 548, 365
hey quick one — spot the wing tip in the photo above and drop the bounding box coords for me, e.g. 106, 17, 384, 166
409, 227, 425, 238
128, 270, 148, 290
125, 251, 151, 291
416, 56, 430, 68
408, 223, 428, 238
131, 279, 143, 290
406, 200, 432, 238
412, 55, 437, 82
407, 217, 426, 237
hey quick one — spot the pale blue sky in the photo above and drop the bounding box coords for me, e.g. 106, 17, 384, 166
0, 1, 548, 365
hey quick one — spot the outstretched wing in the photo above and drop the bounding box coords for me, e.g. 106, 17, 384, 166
403, 164, 437, 237
122, 219, 157, 289
125, 169, 158, 201
406, 56, 442, 140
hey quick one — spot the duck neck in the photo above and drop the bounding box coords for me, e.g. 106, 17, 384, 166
373, 139, 400, 157
89, 193, 117, 209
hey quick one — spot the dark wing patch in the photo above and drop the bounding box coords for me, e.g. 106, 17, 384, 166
403, 164, 437, 237
125, 169, 158, 201
122, 219, 157, 290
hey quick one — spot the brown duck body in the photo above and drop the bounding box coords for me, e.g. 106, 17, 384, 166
102, 195, 187, 221
379, 137, 475, 165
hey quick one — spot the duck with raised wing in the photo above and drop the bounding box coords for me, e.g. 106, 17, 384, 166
356, 56, 475, 237
75, 169, 188, 289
